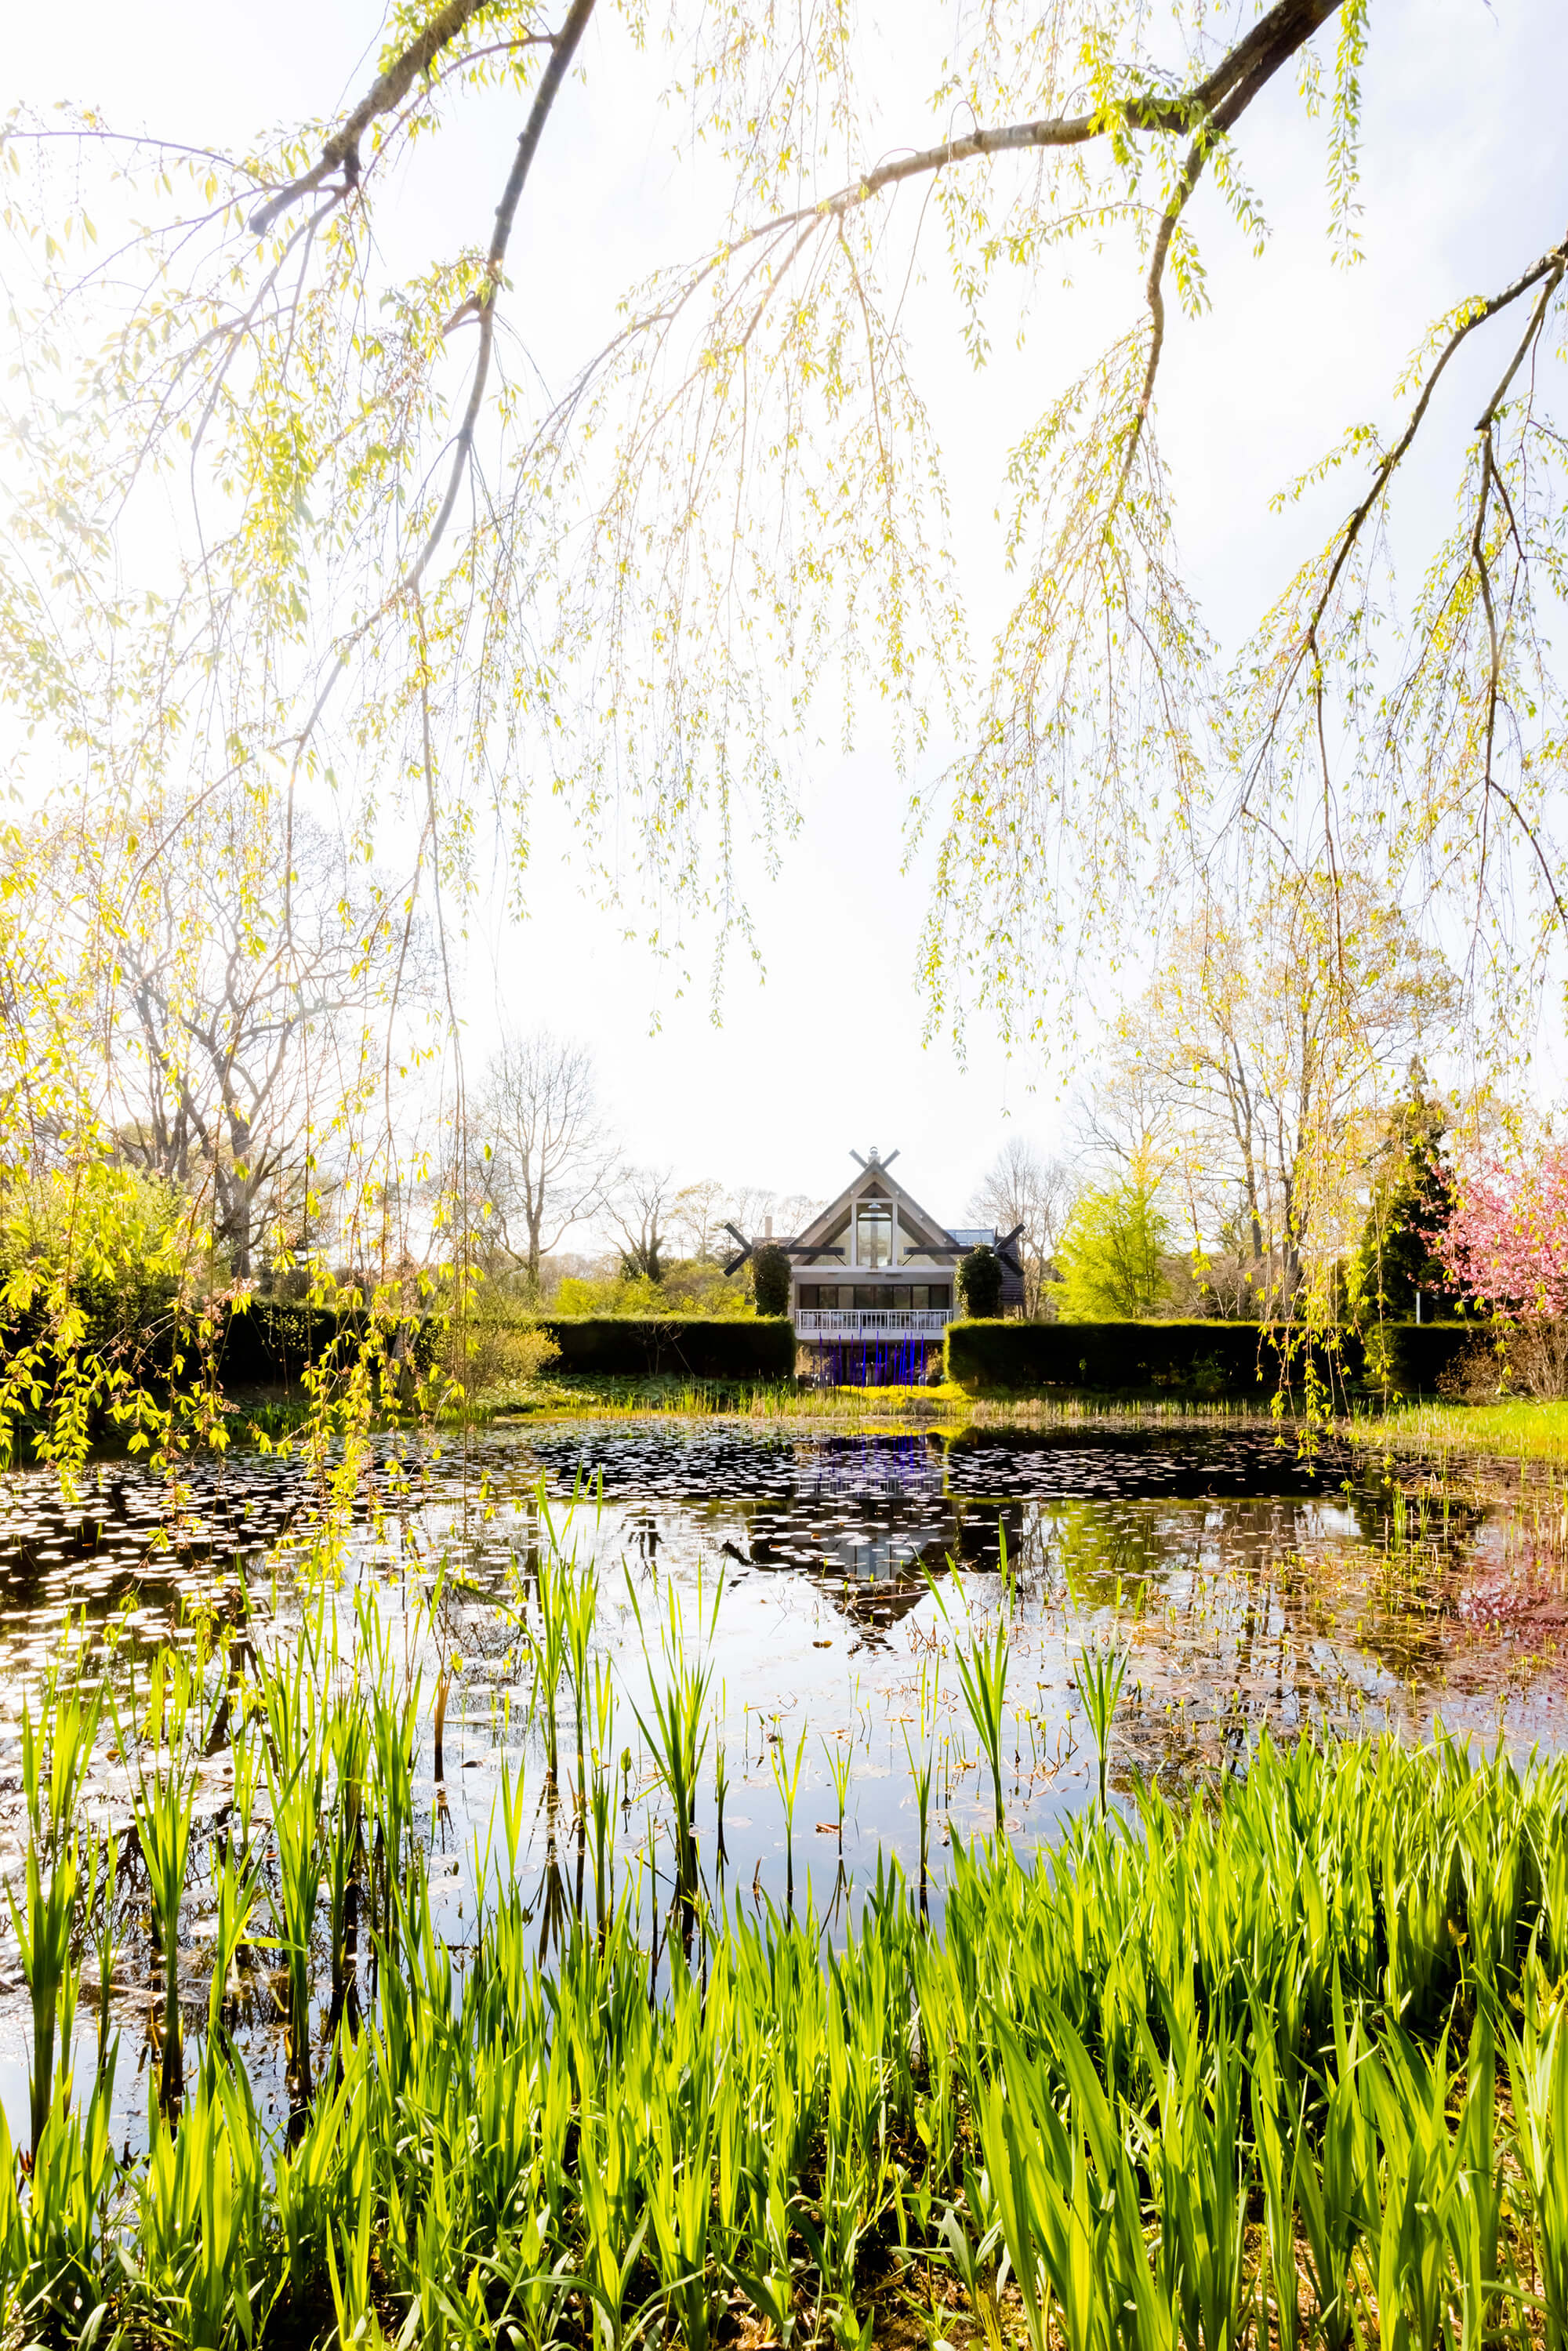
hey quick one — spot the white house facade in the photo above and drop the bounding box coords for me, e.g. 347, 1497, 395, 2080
729, 1147, 1022, 1376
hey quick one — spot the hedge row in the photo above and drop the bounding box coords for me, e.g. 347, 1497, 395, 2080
1372, 1322, 1478, 1393
942, 1316, 1478, 1396
537, 1317, 796, 1380
213, 1308, 795, 1387
2, 1296, 1482, 1401
209, 1304, 441, 1389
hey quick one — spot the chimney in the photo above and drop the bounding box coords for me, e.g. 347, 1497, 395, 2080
764, 1215, 774, 1238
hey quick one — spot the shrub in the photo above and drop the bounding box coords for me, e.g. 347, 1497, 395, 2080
1437, 1319, 1568, 1402
750, 1243, 792, 1318
438, 1293, 561, 1396
957, 1244, 1003, 1319
0, 1162, 191, 1342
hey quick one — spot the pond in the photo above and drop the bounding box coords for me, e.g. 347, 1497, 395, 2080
0, 1415, 1563, 2147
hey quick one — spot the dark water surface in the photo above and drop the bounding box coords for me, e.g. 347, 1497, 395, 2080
0, 1417, 1563, 2143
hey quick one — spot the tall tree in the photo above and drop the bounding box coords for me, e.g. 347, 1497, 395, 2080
1054, 1177, 1174, 1320
1105, 876, 1457, 1314
970, 1137, 1074, 1319
474, 1030, 615, 1290
668, 1180, 729, 1264
56, 800, 423, 1280
612, 1166, 673, 1283
1348, 1066, 1459, 1322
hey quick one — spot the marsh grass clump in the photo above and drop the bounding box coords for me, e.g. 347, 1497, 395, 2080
8, 1537, 1568, 2351
629, 1566, 720, 1919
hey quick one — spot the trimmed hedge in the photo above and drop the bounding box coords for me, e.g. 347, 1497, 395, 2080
946, 1319, 1279, 1394
217, 1308, 797, 1387
1373, 1321, 1476, 1394
538, 1317, 797, 1380
943, 1317, 1479, 1396
201, 1310, 1476, 1397
210, 1303, 440, 1389
0, 1299, 440, 1413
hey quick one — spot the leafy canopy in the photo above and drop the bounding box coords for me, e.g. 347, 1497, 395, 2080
3, 0, 1567, 1464
1054, 1179, 1173, 1320
5, 0, 1563, 1043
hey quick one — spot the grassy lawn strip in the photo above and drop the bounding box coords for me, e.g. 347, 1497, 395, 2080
1349, 1397, 1568, 1460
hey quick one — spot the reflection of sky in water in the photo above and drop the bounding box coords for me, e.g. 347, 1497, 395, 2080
0, 1420, 1564, 2145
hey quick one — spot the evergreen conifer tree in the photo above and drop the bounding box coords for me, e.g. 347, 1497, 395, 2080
750, 1243, 792, 1318
957, 1245, 1004, 1319
1349, 1065, 1458, 1321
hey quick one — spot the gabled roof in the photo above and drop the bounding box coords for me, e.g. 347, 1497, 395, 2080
790, 1152, 958, 1259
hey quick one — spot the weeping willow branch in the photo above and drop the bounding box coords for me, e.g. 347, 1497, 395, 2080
249, 0, 533, 234
1250, 234, 1568, 782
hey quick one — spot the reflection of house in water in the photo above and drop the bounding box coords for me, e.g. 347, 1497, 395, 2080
794, 1434, 948, 1501
730, 1433, 1023, 1646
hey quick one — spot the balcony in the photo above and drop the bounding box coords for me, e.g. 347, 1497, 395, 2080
795, 1308, 953, 1337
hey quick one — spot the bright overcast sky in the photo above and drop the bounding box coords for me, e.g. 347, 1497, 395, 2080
9, 0, 1567, 1232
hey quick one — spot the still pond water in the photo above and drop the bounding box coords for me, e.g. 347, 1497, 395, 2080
0, 1416, 1563, 2139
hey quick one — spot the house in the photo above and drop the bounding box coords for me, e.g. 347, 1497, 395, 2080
728, 1145, 1023, 1381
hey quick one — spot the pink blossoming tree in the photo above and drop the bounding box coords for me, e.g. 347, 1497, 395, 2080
1439, 1151, 1568, 1318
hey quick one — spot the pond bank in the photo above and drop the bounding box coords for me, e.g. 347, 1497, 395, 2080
2, 1684, 1564, 2350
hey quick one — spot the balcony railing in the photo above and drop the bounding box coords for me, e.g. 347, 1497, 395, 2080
795, 1308, 953, 1337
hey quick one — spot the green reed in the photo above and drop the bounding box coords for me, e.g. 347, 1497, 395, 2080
768, 1724, 808, 1912
713, 1733, 729, 1867
525, 1533, 572, 1783
627, 1567, 719, 1914
259, 1642, 325, 2105
902, 1720, 935, 1910
86, 1828, 118, 2083
588, 1656, 617, 1941
9, 1676, 100, 2158
10, 1527, 1568, 2351
115, 1643, 212, 2113
1500, 1975, 1568, 2351
929, 1565, 1011, 1838
821, 1735, 852, 1850
1071, 1634, 1129, 1814
562, 1552, 601, 1812
325, 1687, 368, 2006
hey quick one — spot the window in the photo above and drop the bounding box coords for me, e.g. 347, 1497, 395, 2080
929, 1286, 950, 1309
853, 1285, 879, 1310
855, 1204, 892, 1268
